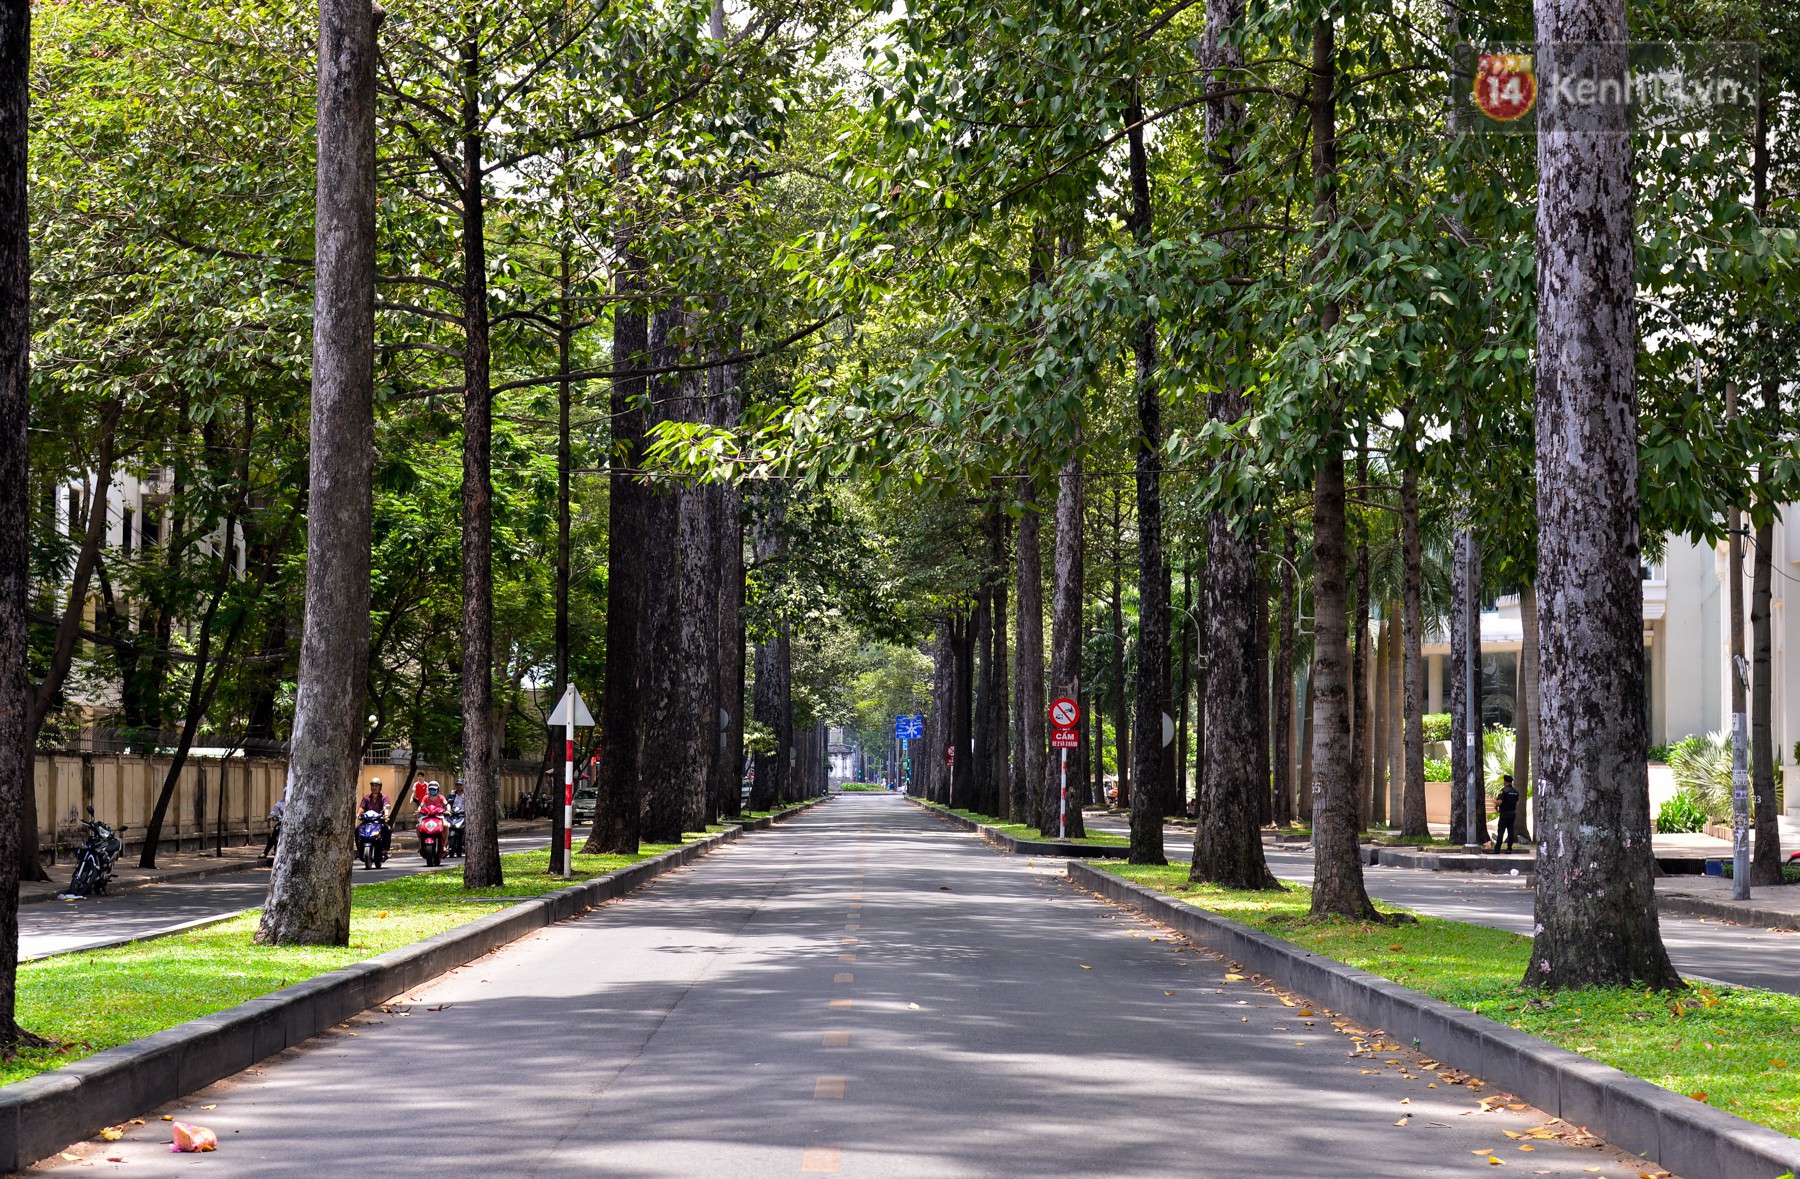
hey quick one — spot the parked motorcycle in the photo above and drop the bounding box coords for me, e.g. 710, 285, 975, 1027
447, 801, 466, 858
68, 809, 124, 897
417, 807, 448, 867
356, 808, 389, 870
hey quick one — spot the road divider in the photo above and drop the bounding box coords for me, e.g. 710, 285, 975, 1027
907, 796, 1129, 858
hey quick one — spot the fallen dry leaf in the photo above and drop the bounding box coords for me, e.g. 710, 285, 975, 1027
1394, 1116, 1410, 1126
99, 1127, 124, 1141
60, 1152, 82, 1162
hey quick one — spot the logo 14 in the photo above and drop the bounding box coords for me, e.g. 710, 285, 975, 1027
1474, 52, 1536, 121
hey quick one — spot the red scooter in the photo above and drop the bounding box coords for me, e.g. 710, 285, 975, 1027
417, 796, 449, 867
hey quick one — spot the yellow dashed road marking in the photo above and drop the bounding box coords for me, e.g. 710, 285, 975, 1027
814, 1076, 847, 1099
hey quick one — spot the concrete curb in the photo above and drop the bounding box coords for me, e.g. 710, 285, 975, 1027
1067, 861, 1800, 1179
1657, 891, 1800, 931
1365, 845, 1536, 875
0, 796, 829, 1171
907, 796, 1129, 859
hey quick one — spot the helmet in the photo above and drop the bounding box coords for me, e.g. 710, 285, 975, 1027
426, 783, 441, 795
427, 780, 439, 790
370, 778, 382, 787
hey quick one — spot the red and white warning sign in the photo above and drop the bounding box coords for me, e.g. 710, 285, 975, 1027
1049, 696, 1081, 750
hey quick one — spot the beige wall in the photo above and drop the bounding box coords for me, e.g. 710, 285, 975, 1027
34, 753, 539, 862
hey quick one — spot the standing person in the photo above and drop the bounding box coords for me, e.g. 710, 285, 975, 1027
263, 794, 287, 857
1494, 773, 1521, 853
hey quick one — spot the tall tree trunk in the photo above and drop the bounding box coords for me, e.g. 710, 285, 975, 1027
0, 0, 44, 1042
1372, 616, 1389, 828
639, 306, 689, 843
676, 386, 716, 835
714, 362, 746, 821
1273, 532, 1296, 825
988, 502, 1012, 819
1126, 80, 1166, 862
1254, 565, 1271, 825
951, 612, 974, 809
585, 251, 646, 855
1014, 470, 1046, 827
257, 0, 376, 944
971, 586, 993, 814
1110, 495, 1130, 811
1752, 443, 1781, 882
1351, 442, 1371, 832
1298, 662, 1315, 804
1193, 506, 1277, 886
928, 620, 953, 805
1192, 0, 1273, 880
1045, 454, 1087, 837
1751, 71, 1782, 885
1306, 14, 1378, 920
1401, 464, 1429, 838
1385, 605, 1403, 824
1450, 529, 1488, 846
1175, 562, 1192, 817
457, 29, 501, 888
1524, 12, 1679, 990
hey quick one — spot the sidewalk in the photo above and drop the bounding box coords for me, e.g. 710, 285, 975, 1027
21, 818, 553, 906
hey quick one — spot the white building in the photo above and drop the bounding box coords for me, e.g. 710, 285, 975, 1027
1423, 515, 1800, 814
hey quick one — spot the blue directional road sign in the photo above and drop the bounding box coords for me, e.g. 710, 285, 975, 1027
894, 714, 923, 740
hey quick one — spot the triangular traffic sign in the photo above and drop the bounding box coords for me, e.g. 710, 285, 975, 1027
548, 683, 594, 727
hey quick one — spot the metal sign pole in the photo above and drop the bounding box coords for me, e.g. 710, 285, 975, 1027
1059, 748, 1068, 840
563, 723, 574, 879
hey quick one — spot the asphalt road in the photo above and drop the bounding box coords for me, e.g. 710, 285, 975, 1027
1089, 816, 1800, 996
54, 794, 1662, 1177
21, 831, 551, 960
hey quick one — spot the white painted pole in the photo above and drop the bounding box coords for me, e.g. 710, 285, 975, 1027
563, 724, 575, 879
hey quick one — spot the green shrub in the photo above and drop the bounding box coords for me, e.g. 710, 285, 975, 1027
1481, 727, 1516, 791
1669, 732, 1734, 823
1423, 756, 1453, 782
1421, 713, 1451, 743
1655, 791, 1707, 833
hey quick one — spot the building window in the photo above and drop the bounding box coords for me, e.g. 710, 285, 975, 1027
121, 507, 134, 555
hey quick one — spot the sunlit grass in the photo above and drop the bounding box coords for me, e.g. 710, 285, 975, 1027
1106, 862, 1800, 1136
918, 799, 1129, 846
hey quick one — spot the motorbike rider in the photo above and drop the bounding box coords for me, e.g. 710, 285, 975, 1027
359, 778, 392, 856
418, 781, 449, 852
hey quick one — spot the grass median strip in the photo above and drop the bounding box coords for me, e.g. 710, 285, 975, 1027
1104, 862, 1800, 1137
918, 800, 1129, 847
2, 836, 712, 1087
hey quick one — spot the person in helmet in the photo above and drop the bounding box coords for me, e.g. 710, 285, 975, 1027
417, 780, 449, 853
358, 778, 392, 856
